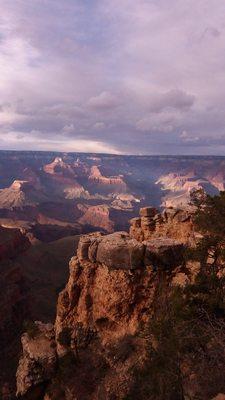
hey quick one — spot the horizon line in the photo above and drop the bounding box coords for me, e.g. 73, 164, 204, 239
0, 149, 225, 158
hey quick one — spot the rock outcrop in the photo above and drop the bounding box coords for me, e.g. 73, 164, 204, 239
156, 172, 218, 208
16, 206, 225, 400
16, 218, 189, 399
78, 204, 133, 234
130, 206, 195, 244
0, 180, 48, 209
88, 166, 127, 193
16, 322, 56, 398
78, 204, 115, 233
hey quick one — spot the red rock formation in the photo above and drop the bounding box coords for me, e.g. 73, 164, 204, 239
0, 180, 48, 209
43, 158, 89, 200
130, 206, 195, 244
16, 322, 56, 398
78, 204, 115, 232
89, 166, 127, 193
156, 172, 217, 208
43, 157, 75, 177
16, 207, 225, 400
16, 227, 188, 399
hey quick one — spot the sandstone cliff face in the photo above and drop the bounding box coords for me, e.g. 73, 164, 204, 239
78, 204, 115, 233
77, 204, 133, 234
16, 214, 192, 399
88, 166, 127, 194
130, 207, 195, 245
16, 207, 225, 400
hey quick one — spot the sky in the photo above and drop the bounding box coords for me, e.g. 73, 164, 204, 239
0, 0, 225, 155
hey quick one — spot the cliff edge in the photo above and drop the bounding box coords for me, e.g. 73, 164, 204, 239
16, 208, 225, 400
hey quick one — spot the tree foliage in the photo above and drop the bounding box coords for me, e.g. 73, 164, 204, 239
190, 189, 225, 268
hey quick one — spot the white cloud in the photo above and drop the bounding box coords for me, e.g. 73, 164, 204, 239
87, 92, 119, 111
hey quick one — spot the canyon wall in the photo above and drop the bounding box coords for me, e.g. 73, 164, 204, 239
15, 207, 225, 400
129, 206, 195, 244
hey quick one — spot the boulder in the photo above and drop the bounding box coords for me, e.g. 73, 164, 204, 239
77, 232, 102, 262
144, 238, 185, 268
96, 232, 145, 269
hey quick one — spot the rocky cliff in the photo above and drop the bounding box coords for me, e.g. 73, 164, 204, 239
15, 208, 225, 400
1, 152, 225, 237
130, 207, 195, 244
88, 166, 127, 193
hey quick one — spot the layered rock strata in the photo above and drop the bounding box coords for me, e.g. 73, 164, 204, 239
130, 206, 195, 244
16, 227, 188, 399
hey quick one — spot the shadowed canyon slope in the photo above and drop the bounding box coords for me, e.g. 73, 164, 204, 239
0, 226, 80, 396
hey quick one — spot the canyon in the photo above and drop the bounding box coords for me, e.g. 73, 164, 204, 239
0, 152, 224, 241
0, 226, 80, 397
1, 153, 225, 399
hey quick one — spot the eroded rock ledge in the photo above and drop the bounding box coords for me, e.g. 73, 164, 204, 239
130, 206, 194, 244
16, 207, 195, 400
77, 230, 184, 270
15, 208, 202, 400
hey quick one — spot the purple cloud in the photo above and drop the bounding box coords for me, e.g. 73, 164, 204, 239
0, 0, 224, 154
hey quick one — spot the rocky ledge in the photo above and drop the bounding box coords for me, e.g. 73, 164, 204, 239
16, 214, 190, 399
19, 206, 225, 400
77, 230, 184, 270
130, 206, 195, 244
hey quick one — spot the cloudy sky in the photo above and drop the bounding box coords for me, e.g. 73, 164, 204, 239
0, 0, 225, 155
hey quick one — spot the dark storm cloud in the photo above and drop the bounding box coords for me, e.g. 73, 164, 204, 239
0, 0, 225, 154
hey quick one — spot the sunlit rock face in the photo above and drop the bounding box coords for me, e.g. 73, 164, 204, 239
16, 204, 225, 399
0, 180, 48, 209
16, 210, 195, 400
130, 206, 195, 245
0, 152, 224, 239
